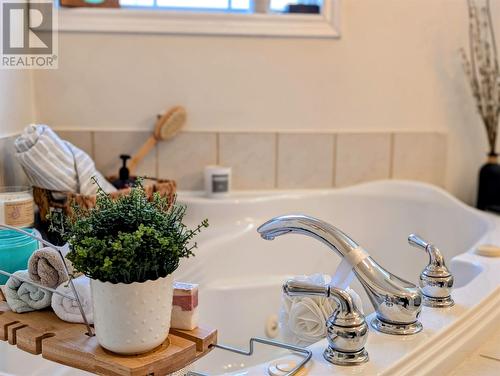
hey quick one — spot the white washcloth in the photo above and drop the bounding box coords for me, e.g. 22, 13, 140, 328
15, 124, 116, 195
280, 274, 363, 346
51, 276, 93, 324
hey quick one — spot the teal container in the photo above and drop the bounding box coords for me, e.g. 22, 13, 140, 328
0, 229, 39, 284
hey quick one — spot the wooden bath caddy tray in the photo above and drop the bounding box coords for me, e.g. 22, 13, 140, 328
0, 294, 217, 376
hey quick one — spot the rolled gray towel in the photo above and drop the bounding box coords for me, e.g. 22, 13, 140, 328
5, 271, 52, 313
28, 247, 74, 288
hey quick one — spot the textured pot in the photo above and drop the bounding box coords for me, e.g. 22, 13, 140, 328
477, 155, 500, 212
90, 275, 173, 354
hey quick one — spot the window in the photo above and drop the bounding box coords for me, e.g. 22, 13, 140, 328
119, 0, 249, 11
59, 0, 339, 38
118, 0, 323, 13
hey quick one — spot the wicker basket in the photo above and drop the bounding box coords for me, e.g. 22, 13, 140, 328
33, 179, 177, 224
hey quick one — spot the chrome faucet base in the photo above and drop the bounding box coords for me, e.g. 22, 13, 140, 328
423, 295, 455, 308
323, 347, 369, 366
371, 317, 423, 335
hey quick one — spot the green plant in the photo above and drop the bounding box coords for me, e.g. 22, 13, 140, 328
49, 179, 208, 284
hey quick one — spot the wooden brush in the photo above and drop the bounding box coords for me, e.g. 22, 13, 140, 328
129, 106, 187, 176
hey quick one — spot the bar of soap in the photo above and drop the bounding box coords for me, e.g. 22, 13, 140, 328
171, 282, 199, 331
475, 244, 500, 257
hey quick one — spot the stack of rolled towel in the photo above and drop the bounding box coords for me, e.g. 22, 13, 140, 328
4, 247, 93, 324
279, 274, 363, 346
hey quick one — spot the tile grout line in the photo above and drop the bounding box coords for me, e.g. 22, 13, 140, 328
389, 133, 395, 178
274, 133, 279, 189
215, 133, 220, 165
441, 134, 448, 188
155, 143, 159, 179
90, 131, 95, 161
332, 133, 337, 187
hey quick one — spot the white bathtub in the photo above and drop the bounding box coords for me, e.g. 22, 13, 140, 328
0, 180, 499, 376
174, 180, 500, 375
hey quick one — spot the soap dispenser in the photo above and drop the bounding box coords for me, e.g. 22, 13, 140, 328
112, 154, 135, 189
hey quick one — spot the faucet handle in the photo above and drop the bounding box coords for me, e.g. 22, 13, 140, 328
408, 234, 454, 308
282, 280, 369, 366
283, 279, 330, 297
408, 234, 430, 250
408, 234, 449, 273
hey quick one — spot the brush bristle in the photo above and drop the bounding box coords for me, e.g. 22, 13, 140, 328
155, 106, 187, 140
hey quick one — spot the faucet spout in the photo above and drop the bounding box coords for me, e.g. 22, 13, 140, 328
258, 215, 423, 335
258, 215, 359, 257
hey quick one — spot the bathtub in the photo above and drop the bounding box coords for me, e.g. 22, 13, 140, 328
174, 180, 500, 375
0, 180, 499, 376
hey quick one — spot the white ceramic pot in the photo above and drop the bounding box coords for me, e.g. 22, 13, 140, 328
90, 275, 173, 355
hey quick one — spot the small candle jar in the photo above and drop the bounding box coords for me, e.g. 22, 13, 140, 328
0, 186, 34, 228
204, 166, 231, 198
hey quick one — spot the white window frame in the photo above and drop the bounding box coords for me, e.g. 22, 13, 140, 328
58, 0, 340, 38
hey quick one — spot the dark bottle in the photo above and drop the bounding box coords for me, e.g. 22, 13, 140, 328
112, 154, 135, 189
477, 154, 500, 212
286, 4, 320, 14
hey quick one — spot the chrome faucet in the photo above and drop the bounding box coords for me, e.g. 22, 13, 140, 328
258, 215, 423, 335
283, 279, 369, 366
408, 234, 454, 308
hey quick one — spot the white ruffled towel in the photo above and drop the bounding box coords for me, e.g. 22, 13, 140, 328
51, 276, 93, 324
280, 274, 363, 346
15, 124, 116, 195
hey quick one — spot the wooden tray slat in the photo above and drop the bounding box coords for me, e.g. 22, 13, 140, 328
170, 327, 217, 353
0, 297, 216, 376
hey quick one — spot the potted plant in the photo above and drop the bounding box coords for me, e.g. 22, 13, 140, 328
461, 0, 500, 211
51, 179, 208, 354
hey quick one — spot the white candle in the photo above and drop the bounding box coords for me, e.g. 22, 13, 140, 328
204, 166, 231, 198
0, 187, 34, 228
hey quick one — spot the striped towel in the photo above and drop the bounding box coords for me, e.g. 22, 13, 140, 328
15, 124, 116, 195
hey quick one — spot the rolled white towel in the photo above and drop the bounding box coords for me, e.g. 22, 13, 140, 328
280, 274, 363, 346
51, 276, 93, 324
15, 124, 116, 195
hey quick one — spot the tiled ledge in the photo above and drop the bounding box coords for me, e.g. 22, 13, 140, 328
56, 130, 447, 191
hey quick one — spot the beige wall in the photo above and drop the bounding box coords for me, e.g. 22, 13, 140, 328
0, 70, 34, 186
0, 70, 34, 138
31, 0, 499, 203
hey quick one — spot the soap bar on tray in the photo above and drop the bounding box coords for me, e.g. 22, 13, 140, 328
171, 282, 199, 331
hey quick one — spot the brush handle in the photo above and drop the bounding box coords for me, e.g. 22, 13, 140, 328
129, 135, 157, 176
